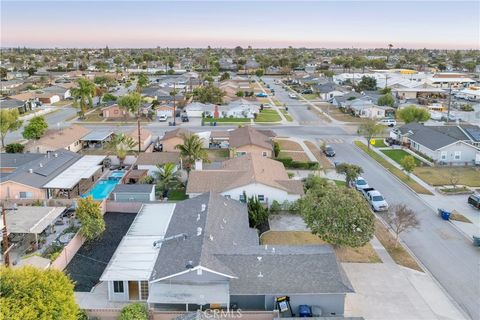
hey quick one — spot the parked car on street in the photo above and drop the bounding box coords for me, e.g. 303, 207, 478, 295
288, 93, 297, 99
361, 188, 389, 212
378, 118, 397, 127
468, 193, 480, 209
256, 92, 268, 98
158, 114, 168, 122
324, 145, 335, 157
354, 177, 370, 191
181, 114, 189, 122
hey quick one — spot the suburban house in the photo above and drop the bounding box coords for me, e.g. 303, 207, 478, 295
228, 126, 275, 158
313, 83, 346, 101
41, 85, 72, 100
111, 184, 155, 202
391, 123, 480, 165
160, 128, 191, 152
331, 92, 364, 108
0, 98, 30, 114
186, 154, 304, 206
134, 152, 181, 176
99, 193, 353, 315
428, 73, 476, 89
184, 102, 215, 118
348, 100, 395, 119
37, 92, 61, 104
0, 150, 81, 200
102, 104, 126, 119
128, 128, 153, 151
25, 125, 92, 153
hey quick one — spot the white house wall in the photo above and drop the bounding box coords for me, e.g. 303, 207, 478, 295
222, 183, 301, 206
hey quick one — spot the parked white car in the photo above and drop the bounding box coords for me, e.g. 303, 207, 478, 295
158, 114, 168, 122
288, 93, 297, 99
378, 118, 397, 127
354, 177, 370, 191
364, 189, 389, 212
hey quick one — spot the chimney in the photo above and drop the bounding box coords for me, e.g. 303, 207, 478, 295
195, 160, 203, 171
196, 227, 202, 236
201, 204, 206, 212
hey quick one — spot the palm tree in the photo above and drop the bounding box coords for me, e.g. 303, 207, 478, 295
71, 78, 96, 118
175, 134, 209, 171
109, 133, 137, 167
155, 162, 180, 197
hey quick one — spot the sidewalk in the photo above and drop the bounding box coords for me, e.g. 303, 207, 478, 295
344, 235, 467, 320
19, 107, 56, 121
369, 144, 479, 238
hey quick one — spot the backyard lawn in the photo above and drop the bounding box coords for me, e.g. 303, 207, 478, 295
260, 231, 381, 263
255, 109, 282, 122
167, 187, 188, 201
381, 149, 422, 166
413, 167, 480, 187
206, 148, 230, 161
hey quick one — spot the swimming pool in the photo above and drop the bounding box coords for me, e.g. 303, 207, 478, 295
82, 170, 125, 200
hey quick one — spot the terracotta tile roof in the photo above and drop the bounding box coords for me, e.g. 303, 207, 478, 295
186, 154, 304, 195
135, 152, 181, 165
26, 125, 91, 150
229, 126, 272, 150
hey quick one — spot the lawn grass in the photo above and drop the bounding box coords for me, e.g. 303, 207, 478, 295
260, 231, 381, 263
413, 167, 480, 187
304, 141, 334, 169
315, 103, 367, 123
272, 98, 282, 106
302, 93, 319, 100
279, 108, 293, 121
381, 149, 422, 166
167, 188, 188, 201
374, 220, 423, 272
275, 139, 304, 151
333, 180, 347, 187
206, 148, 229, 161
450, 210, 473, 224
204, 117, 251, 123
255, 109, 282, 122
82, 112, 104, 122
355, 141, 433, 195
371, 139, 388, 148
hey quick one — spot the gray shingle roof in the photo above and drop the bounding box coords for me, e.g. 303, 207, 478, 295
113, 184, 155, 194
215, 245, 354, 295
0, 98, 24, 110
0, 153, 45, 168
398, 123, 472, 150
150, 193, 258, 281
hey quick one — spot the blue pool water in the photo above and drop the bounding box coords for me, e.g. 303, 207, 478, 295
82, 171, 125, 200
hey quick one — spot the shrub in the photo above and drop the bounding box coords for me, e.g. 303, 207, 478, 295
5, 143, 24, 153
276, 157, 320, 170
270, 200, 282, 213
273, 142, 280, 158
118, 303, 148, 320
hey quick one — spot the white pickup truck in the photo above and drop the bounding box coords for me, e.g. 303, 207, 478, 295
360, 187, 389, 212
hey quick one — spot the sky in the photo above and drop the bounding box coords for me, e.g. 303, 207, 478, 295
1, 1, 479, 49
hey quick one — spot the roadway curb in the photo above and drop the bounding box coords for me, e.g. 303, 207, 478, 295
353, 141, 473, 320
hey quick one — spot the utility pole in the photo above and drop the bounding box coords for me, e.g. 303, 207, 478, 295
2, 206, 11, 267
173, 83, 176, 126
446, 82, 452, 124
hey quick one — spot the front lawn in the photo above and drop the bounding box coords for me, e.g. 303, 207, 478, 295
255, 109, 282, 122
381, 149, 422, 166
355, 141, 433, 195
260, 231, 381, 263
302, 93, 319, 100
279, 108, 293, 121
371, 139, 388, 148
413, 167, 480, 187
275, 139, 304, 151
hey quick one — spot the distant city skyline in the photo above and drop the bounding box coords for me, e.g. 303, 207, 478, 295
1, 1, 479, 49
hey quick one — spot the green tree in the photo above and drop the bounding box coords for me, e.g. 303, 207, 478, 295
300, 182, 374, 247
102, 93, 118, 102
27, 67, 37, 76
358, 119, 384, 150
397, 105, 430, 123
118, 303, 148, 320
76, 196, 105, 241
109, 133, 137, 167
336, 163, 363, 187
236, 90, 244, 97
255, 69, 265, 77
400, 155, 416, 178
463, 61, 476, 73
156, 162, 179, 197
220, 72, 230, 81
71, 78, 96, 118
304, 174, 329, 191
377, 93, 395, 107
175, 134, 209, 171
0, 109, 23, 148
247, 193, 269, 229
136, 73, 149, 92
193, 84, 225, 104
356, 76, 377, 91
118, 92, 142, 115
22, 116, 48, 140
5, 143, 25, 153
0, 266, 80, 320
0, 67, 7, 80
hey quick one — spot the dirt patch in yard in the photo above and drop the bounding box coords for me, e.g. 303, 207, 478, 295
275, 139, 304, 151
206, 149, 229, 161
414, 167, 480, 187
374, 220, 423, 272
304, 141, 334, 169
278, 151, 310, 162
260, 231, 381, 263
450, 210, 473, 223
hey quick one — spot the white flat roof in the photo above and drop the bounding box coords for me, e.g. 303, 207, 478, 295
5, 206, 66, 234
148, 282, 229, 305
80, 131, 113, 142
43, 156, 105, 189
100, 203, 176, 281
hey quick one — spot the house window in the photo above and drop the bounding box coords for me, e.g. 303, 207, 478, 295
258, 195, 265, 202
262, 151, 268, 157
140, 281, 149, 300
454, 151, 461, 160
113, 281, 124, 293
19, 192, 33, 199
441, 151, 447, 160
239, 194, 246, 203
236, 152, 247, 157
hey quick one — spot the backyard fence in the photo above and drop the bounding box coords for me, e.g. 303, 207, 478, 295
50, 231, 85, 270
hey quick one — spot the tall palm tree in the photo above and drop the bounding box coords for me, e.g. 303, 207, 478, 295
71, 78, 96, 118
109, 133, 137, 167
175, 134, 209, 171
155, 162, 180, 197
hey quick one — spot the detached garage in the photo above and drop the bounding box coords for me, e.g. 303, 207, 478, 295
112, 184, 155, 202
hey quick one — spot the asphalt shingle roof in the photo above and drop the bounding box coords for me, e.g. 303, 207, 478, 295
398, 123, 474, 150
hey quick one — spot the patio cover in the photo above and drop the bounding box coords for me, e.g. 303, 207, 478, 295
80, 131, 113, 142
147, 282, 229, 305
43, 155, 105, 189
5, 206, 66, 234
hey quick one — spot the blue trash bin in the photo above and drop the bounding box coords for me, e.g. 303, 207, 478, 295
298, 305, 312, 317
438, 208, 451, 221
